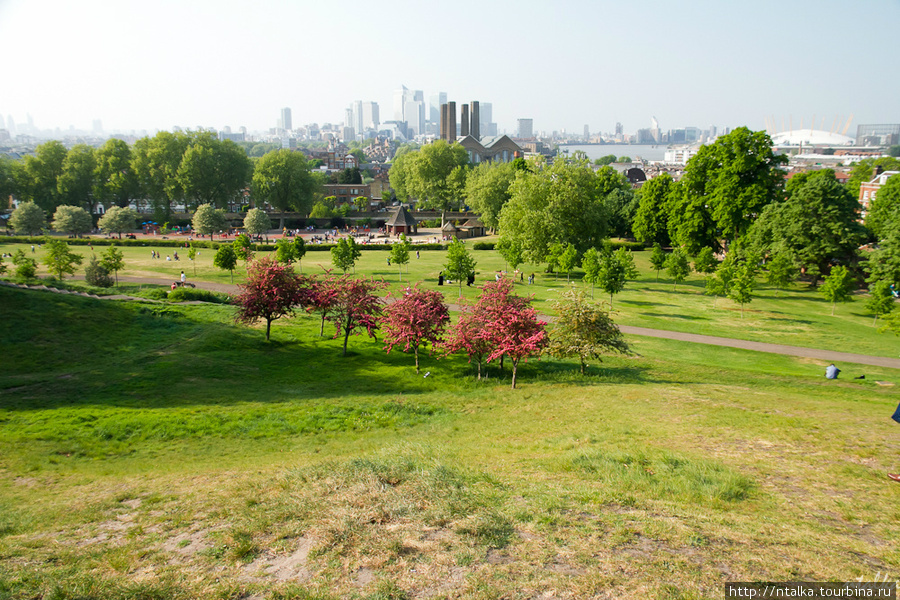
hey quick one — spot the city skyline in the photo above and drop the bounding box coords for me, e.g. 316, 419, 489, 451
1, 0, 898, 137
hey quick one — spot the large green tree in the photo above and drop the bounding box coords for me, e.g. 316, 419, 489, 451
846, 157, 900, 198
177, 132, 252, 211
464, 160, 519, 232
633, 173, 673, 245
52, 205, 93, 237
94, 138, 137, 209
670, 127, 787, 252
499, 158, 610, 264
243, 207, 272, 241
98, 206, 138, 238
748, 170, 865, 285
57, 144, 97, 213
9, 202, 47, 235
132, 131, 190, 220
389, 140, 468, 224
0, 156, 19, 207
864, 175, 900, 239
18, 140, 68, 212
252, 149, 314, 228
192, 203, 228, 240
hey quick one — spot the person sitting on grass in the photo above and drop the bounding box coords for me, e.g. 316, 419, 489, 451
825, 364, 840, 379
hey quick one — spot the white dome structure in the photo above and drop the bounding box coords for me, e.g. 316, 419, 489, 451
770, 129, 854, 146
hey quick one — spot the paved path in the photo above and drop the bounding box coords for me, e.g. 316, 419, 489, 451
11, 276, 900, 370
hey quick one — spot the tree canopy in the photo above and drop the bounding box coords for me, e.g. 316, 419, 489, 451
389, 140, 468, 218
234, 256, 306, 341
9, 202, 47, 235
52, 205, 93, 237
251, 149, 314, 225
464, 160, 519, 231
98, 206, 138, 238
547, 288, 630, 375
192, 203, 228, 240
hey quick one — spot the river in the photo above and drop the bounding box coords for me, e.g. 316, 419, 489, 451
557, 143, 670, 162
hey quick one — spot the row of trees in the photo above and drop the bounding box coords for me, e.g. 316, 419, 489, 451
0, 134, 320, 226
234, 258, 630, 388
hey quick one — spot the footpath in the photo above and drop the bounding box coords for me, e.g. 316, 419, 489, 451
5, 276, 900, 370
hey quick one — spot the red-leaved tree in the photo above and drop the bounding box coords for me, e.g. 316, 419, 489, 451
480, 279, 547, 389
304, 273, 339, 337
441, 298, 496, 380
381, 286, 449, 373
326, 276, 388, 356
234, 256, 305, 341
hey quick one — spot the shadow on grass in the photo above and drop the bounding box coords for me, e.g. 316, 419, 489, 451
0, 286, 433, 411
638, 312, 709, 321
619, 300, 675, 307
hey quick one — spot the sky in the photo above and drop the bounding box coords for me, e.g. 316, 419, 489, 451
1, 0, 898, 137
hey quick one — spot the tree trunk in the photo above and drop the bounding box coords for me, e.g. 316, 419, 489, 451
873, 313, 878, 327
832, 302, 835, 316
414, 347, 419, 374
343, 328, 350, 356
320, 313, 326, 337
511, 358, 519, 389
477, 360, 482, 380
610, 292, 614, 309
499, 354, 504, 371
266, 318, 272, 341
580, 359, 586, 375
399, 265, 402, 281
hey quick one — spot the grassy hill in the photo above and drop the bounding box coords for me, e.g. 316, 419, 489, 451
1, 284, 899, 599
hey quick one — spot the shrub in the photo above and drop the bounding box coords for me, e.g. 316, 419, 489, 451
84, 256, 114, 288
167, 287, 230, 304
12, 250, 37, 279
473, 242, 495, 250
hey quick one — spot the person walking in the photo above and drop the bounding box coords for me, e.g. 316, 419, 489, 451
180, 271, 186, 286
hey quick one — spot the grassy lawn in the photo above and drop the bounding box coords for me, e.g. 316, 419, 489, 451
1, 285, 899, 599
3, 239, 899, 358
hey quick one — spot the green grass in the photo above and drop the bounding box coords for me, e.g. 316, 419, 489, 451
1, 284, 899, 598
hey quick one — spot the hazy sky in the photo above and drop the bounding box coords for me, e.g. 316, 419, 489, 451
1, 0, 898, 136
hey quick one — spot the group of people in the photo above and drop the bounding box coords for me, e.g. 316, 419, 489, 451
150, 250, 179, 261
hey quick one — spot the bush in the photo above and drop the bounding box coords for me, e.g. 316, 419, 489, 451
473, 242, 495, 250
84, 256, 114, 288
12, 250, 37, 279
167, 287, 230, 304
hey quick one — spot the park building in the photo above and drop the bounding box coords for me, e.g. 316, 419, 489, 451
859, 168, 898, 218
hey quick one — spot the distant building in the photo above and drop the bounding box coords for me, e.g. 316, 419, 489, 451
457, 135, 523, 164
856, 124, 900, 146
281, 107, 292, 132
219, 130, 246, 142
323, 183, 370, 207
517, 118, 533, 139
859, 169, 899, 217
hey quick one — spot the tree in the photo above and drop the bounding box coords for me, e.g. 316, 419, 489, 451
693, 247, 718, 275
326, 277, 388, 356
234, 256, 305, 341
820, 265, 855, 316
596, 245, 638, 308
866, 280, 895, 326
304, 274, 339, 337
101, 245, 125, 286
192, 203, 228, 241
605, 188, 638, 239
705, 254, 736, 308
496, 236, 524, 276
57, 144, 97, 213
52, 205, 93, 237
846, 157, 900, 198
98, 206, 138, 238
747, 170, 865, 286
94, 138, 136, 208
252, 149, 314, 228
464, 160, 518, 231
331, 237, 357, 273
233, 233, 255, 263
243, 208, 272, 242
478, 279, 548, 389
84, 255, 113, 288
12, 250, 37, 278
665, 247, 691, 290
43, 240, 83, 280
18, 140, 67, 211
131, 131, 190, 220
499, 158, 617, 262
441, 298, 496, 379
0, 156, 20, 212
178, 133, 252, 211
188, 244, 198, 275
581, 247, 602, 298
381, 287, 450, 373
545, 242, 563, 277
293, 236, 307, 272
547, 288, 630, 375
727, 263, 755, 318
765, 252, 797, 296
9, 202, 47, 236
213, 244, 239, 282
353, 196, 369, 212
649, 243, 667, 282
864, 221, 900, 289
275, 237, 297, 265
672, 127, 787, 250
558, 243, 579, 282
389, 140, 469, 225
445, 237, 477, 296
632, 174, 674, 246
390, 234, 411, 281
309, 202, 334, 219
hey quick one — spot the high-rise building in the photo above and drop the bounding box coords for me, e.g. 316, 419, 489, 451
480, 103, 497, 137
584, 125, 589, 140
404, 100, 425, 136
517, 119, 533, 139
362, 102, 380, 130
281, 107, 292, 132
429, 92, 447, 125
393, 85, 411, 121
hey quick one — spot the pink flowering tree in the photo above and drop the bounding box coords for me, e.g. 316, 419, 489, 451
441, 300, 496, 379
304, 273, 339, 337
479, 279, 548, 389
234, 256, 305, 341
382, 286, 450, 373
326, 276, 389, 356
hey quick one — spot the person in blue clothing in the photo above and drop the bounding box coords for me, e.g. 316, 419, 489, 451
825, 364, 840, 379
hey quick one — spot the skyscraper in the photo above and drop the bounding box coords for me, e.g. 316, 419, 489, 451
281, 107, 292, 132
517, 119, 533, 138
429, 92, 447, 126
362, 102, 380, 131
